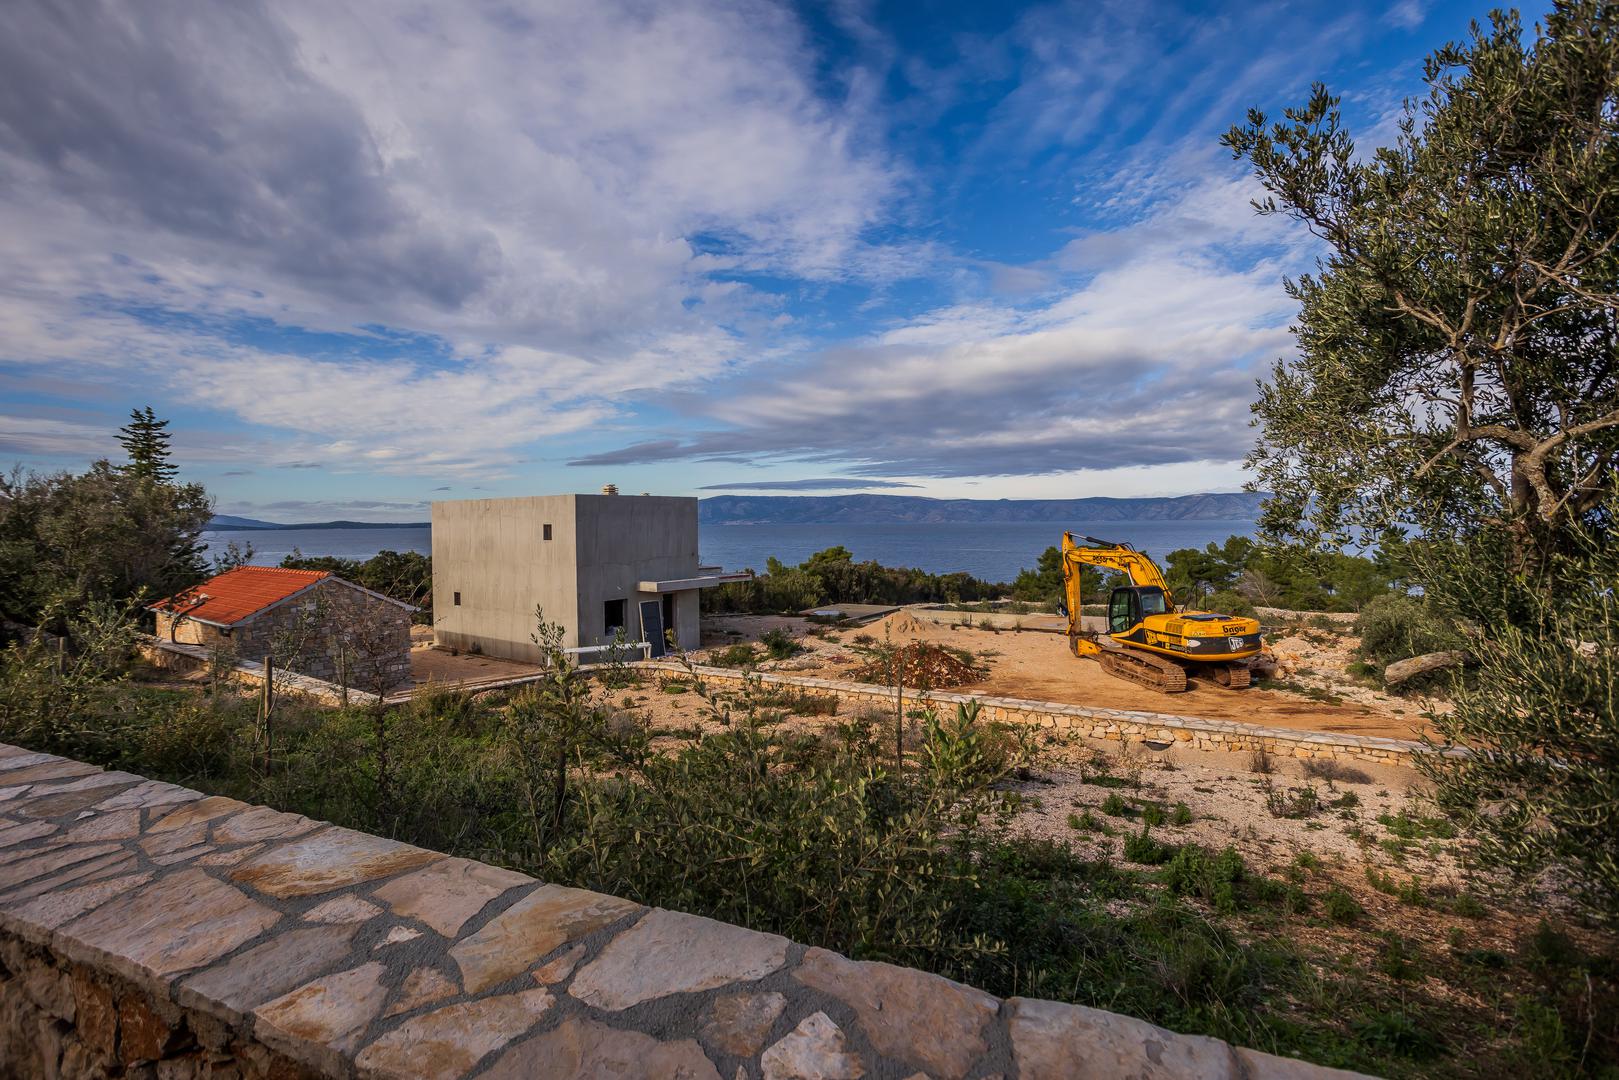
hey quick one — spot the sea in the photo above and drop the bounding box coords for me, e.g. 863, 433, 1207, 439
202, 519, 1257, 585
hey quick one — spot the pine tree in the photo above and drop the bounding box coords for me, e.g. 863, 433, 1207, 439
117, 406, 177, 482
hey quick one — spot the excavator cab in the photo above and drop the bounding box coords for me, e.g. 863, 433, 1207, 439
1107, 585, 1169, 634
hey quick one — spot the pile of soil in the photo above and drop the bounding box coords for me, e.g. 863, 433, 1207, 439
851, 642, 986, 689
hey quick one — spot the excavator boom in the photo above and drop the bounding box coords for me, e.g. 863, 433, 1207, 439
1060, 532, 1172, 637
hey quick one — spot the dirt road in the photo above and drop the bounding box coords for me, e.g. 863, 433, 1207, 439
705, 612, 1434, 742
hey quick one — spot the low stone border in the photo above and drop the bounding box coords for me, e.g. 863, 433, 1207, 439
0, 743, 1371, 1078
137, 637, 383, 707
638, 662, 1435, 768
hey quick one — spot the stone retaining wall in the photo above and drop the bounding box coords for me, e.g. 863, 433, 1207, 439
137, 637, 384, 708
640, 662, 1432, 768
0, 743, 1373, 1079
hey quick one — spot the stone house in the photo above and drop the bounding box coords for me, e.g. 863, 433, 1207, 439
149, 566, 415, 692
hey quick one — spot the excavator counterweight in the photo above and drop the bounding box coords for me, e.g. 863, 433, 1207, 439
1058, 532, 1264, 694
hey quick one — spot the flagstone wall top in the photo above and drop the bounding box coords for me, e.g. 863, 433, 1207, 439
0, 743, 1372, 1079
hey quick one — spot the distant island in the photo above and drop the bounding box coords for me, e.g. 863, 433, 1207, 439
211, 492, 1264, 531
695, 492, 1266, 525
208, 515, 431, 530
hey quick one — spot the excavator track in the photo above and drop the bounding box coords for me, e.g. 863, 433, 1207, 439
1096, 646, 1188, 693
1211, 662, 1251, 690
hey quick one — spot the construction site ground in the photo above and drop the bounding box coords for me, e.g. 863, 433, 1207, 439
699, 610, 1440, 741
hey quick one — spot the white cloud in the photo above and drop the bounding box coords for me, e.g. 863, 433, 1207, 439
0, 0, 903, 472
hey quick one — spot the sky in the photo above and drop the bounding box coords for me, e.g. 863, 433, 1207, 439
0, 0, 1535, 521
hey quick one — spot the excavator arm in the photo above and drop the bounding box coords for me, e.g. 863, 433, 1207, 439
1060, 532, 1173, 637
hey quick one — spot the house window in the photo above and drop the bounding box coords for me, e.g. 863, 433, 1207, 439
603, 598, 627, 637
543, 523, 552, 541
454, 592, 462, 606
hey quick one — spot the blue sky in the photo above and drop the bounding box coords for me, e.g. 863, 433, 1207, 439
0, 0, 1537, 520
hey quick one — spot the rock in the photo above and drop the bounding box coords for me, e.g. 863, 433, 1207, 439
303, 895, 383, 924
530, 944, 586, 985
228, 828, 440, 898
20, 962, 75, 1021
195, 844, 266, 868
118, 992, 173, 1062
354, 988, 552, 1079
760, 1012, 865, 1080
1006, 997, 1243, 1079
375, 926, 422, 948
72, 971, 118, 1059
63, 868, 282, 983
0, 848, 137, 902
149, 796, 250, 834
570, 909, 791, 1012
61, 809, 142, 842
793, 948, 995, 1078
180, 923, 359, 1023
254, 961, 390, 1070
383, 967, 459, 1018
372, 857, 530, 937
0, 841, 122, 893
0, 819, 59, 848
449, 885, 640, 995
481, 1016, 720, 1080
0, 760, 102, 786
6, 871, 153, 929
90, 779, 201, 813
211, 806, 321, 845
702, 990, 787, 1057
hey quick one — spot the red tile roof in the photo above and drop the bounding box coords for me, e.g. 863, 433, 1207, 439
149, 566, 331, 626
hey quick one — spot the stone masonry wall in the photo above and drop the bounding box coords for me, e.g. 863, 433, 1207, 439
638, 662, 1434, 769
0, 743, 1371, 1079
156, 580, 412, 695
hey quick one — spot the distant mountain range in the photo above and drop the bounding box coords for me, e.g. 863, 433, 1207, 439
208, 515, 429, 530
695, 492, 1267, 525
210, 492, 1265, 531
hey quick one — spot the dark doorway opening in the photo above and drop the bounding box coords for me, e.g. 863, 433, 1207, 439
603, 598, 627, 638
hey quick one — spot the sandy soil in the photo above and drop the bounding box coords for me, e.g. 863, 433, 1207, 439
698, 612, 1435, 741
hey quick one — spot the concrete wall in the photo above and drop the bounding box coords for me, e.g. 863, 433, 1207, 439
573, 494, 701, 650
432, 494, 703, 659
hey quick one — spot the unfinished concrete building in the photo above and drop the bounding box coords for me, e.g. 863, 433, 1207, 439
431, 492, 745, 662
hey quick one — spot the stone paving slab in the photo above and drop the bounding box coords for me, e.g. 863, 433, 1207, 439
0, 742, 1378, 1079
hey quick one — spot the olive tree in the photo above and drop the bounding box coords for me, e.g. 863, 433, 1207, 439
1224, 2, 1618, 566
1227, 2, 1619, 920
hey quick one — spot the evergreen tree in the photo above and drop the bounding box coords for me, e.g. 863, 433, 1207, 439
117, 406, 177, 482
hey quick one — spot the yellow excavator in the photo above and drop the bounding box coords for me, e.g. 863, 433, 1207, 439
1058, 532, 1264, 693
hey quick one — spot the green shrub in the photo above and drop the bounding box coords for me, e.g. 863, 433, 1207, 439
1141, 802, 1166, 827
1375, 933, 1421, 981
1353, 1009, 1442, 1060
1353, 594, 1462, 667
710, 643, 759, 668
1101, 792, 1129, 816
1162, 845, 1249, 914
1123, 826, 1172, 865
1205, 589, 1257, 617
760, 628, 804, 660
1323, 887, 1363, 924
1170, 802, 1193, 826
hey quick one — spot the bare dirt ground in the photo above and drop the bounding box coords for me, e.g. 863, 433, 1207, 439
698, 611, 1439, 741
594, 672, 1578, 937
